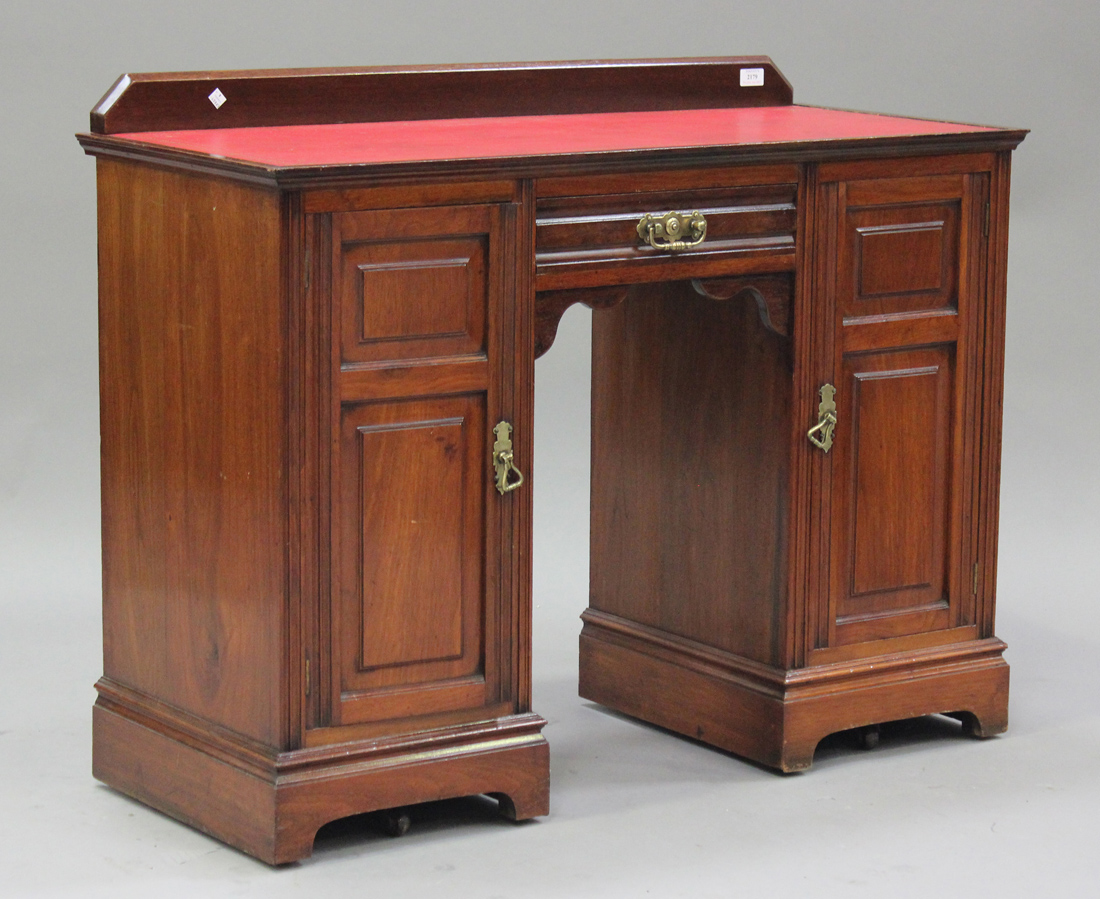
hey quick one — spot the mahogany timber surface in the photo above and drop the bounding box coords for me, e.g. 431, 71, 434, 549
534, 176, 797, 291
820, 161, 986, 653
91, 57, 793, 134
589, 281, 792, 666
94, 696, 549, 864
578, 615, 1009, 772
96, 158, 288, 745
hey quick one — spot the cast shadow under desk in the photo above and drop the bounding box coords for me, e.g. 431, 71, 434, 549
311, 795, 518, 861
577, 701, 981, 775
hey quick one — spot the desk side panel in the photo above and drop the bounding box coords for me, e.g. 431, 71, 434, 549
97, 159, 287, 746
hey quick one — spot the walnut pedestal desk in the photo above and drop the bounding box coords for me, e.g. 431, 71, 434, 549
78, 58, 1026, 864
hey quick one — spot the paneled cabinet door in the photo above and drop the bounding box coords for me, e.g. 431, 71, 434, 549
814, 167, 989, 655
324, 202, 517, 730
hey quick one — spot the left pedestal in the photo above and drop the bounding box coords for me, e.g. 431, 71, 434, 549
92, 159, 545, 863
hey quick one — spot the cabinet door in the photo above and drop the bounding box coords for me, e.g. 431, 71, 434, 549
815, 168, 988, 653
324, 203, 520, 729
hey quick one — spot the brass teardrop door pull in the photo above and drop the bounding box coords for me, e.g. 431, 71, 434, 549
807, 384, 837, 453
636, 211, 707, 251
492, 421, 524, 495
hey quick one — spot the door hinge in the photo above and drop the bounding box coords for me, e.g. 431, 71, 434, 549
983, 201, 990, 238
305, 658, 311, 696
304, 252, 312, 291
972, 562, 980, 596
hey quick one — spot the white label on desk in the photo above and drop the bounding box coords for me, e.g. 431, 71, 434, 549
740, 68, 765, 87
208, 87, 227, 109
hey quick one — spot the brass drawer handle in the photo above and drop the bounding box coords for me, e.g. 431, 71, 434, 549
636, 211, 707, 251
807, 384, 837, 453
492, 421, 524, 495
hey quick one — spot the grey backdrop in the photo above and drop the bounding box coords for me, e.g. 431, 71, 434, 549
2, 1, 1098, 895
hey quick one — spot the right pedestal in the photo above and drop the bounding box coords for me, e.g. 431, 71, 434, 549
581, 153, 1013, 771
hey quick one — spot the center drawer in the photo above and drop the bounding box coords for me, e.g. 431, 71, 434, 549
535, 167, 798, 290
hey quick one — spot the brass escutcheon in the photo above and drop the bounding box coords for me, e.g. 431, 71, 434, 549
492, 421, 524, 495
807, 384, 837, 453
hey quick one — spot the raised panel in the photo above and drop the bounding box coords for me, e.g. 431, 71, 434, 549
334, 205, 490, 364
334, 394, 491, 725
355, 417, 466, 668
857, 222, 944, 297
847, 360, 948, 599
356, 243, 479, 343
830, 347, 954, 644
842, 199, 960, 321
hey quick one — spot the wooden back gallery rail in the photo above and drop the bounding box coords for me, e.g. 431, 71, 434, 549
77, 57, 1027, 864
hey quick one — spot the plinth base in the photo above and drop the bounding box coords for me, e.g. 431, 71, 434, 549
93, 682, 549, 864
579, 610, 1008, 773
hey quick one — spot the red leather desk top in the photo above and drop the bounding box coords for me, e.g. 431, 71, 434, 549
116, 105, 993, 168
